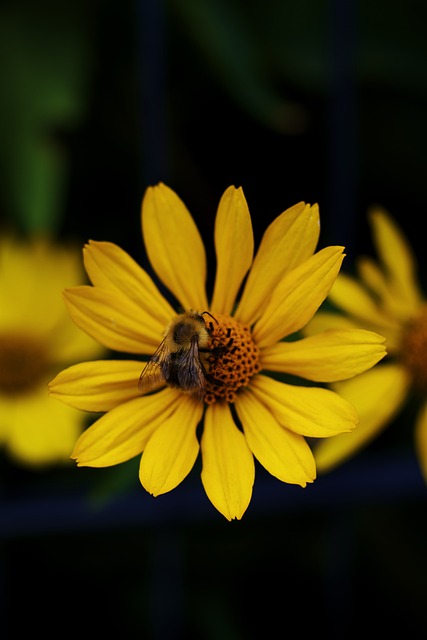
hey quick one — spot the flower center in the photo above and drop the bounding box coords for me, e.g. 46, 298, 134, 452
204, 313, 261, 404
400, 305, 427, 392
0, 333, 48, 395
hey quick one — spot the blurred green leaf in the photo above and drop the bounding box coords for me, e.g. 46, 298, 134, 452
168, 0, 309, 134
87, 457, 140, 508
0, 2, 95, 233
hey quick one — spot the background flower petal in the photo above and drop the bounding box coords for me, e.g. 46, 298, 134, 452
235, 390, 316, 486
0, 237, 85, 335
328, 272, 399, 327
49, 316, 105, 363
314, 364, 410, 472
356, 256, 414, 322
304, 312, 362, 334
304, 311, 402, 354
210, 186, 253, 314
235, 202, 319, 325
48, 360, 145, 411
253, 246, 345, 348
71, 388, 181, 467
139, 395, 203, 495
369, 206, 422, 312
141, 183, 208, 310
250, 374, 358, 437
64, 286, 166, 353
261, 329, 386, 382
1, 387, 82, 465
201, 402, 254, 521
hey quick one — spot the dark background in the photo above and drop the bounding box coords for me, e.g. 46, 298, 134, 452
1, 1, 427, 638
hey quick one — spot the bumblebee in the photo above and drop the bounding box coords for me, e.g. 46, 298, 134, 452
138, 310, 217, 400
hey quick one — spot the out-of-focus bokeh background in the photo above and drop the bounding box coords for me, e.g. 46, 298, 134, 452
1, 1, 427, 638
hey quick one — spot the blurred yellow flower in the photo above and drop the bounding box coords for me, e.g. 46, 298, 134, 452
0, 236, 103, 466
48, 183, 385, 520
305, 206, 427, 478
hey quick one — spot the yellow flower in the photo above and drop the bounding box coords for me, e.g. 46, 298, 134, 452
0, 235, 103, 466
48, 184, 386, 520
304, 206, 427, 478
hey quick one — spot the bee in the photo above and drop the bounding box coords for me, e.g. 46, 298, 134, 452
138, 310, 218, 400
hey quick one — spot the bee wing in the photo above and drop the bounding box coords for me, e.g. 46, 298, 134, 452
175, 339, 207, 393
138, 340, 168, 394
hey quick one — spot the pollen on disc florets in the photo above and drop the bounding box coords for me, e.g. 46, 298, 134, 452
203, 313, 261, 404
400, 305, 427, 393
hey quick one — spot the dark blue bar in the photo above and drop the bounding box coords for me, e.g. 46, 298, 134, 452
0, 449, 425, 538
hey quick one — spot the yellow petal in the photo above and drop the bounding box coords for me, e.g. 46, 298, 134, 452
71, 387, 181, 467
415, 400, 427, 484
304, 311, 402, 355
261, 329, 386, 382
369, 206, 422, 312
314, 363, 409, 472
49, 316, 105, 363
250, 374, 358, 437
210, 186, 254, 314
83, 240, 175, 324
304, 312, 361, 335
357, 256, 416, 324
357, 256, 388, 296
141, 183, 208, 310
201, 402, 254, 521
253, 246, 345, 348
0, 237, 85, 335
235, 202, 319, 325
48, 360, 145, 411
139, 394, 203, 495
235, 390, 315, 486
2, 386, 82, 465
328, 272, 400, 328
63, 286, 166, 354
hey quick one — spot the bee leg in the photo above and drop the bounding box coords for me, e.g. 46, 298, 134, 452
200, 344, 229, 358
205, 373, 225, 387
213, 338, 235, 356
224, 329, 235, 350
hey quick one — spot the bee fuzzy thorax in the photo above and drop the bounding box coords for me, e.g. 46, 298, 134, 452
164, 312, 210, 351
138, 310, 216, 399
